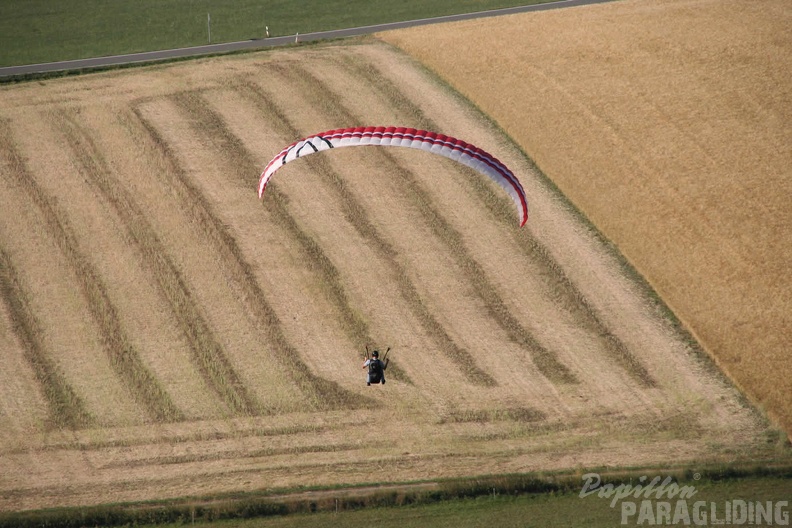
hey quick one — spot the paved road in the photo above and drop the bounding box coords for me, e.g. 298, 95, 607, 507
0, 0, 611, 78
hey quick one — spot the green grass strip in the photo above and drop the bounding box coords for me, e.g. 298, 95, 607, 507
0, 1, 551, 67
1, 465, 789, 528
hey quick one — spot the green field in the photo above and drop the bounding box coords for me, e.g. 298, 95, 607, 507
171, 477, 792, 528
0, 0, 550, 67
4, 473, 789, 528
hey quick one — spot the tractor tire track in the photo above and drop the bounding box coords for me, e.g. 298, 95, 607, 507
234, 75, 491, 386
279, 64, 578, 386
0, 244, 94, 430
168, 91, 376, 405
54, 109, 260, 417
0, 118, 180, 425
337, 54, 655, 387
127, 101, 370, 408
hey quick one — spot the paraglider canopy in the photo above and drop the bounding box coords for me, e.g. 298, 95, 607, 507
258, 126, 528, 227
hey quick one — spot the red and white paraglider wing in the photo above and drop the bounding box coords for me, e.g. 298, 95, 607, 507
258, 126, 528, 227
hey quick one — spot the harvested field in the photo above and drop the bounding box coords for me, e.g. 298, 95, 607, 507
381, 0, 792, 438
0, 37, 784, 511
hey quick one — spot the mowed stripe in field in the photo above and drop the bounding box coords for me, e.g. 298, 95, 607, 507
83, 102, 300, 418
0, 113, 145, 426
133, 95, 367, 411
2, 113, 185, 424
54, 108, 261, 417
0, 246, 88, 432
0, 121, 92, 434
223, 77, 489, 389
125, 103, 319, 414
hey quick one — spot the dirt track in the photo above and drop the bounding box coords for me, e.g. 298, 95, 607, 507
0, 36, 782, 510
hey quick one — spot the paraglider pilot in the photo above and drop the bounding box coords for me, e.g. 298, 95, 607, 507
363, 349, 388, 386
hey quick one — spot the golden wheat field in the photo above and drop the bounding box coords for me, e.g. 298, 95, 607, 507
0, 6, 787, 513
381, 0, 792, 440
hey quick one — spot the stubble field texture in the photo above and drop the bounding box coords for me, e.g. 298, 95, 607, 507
0, 0, 788, 515
382, 0, 792, 438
